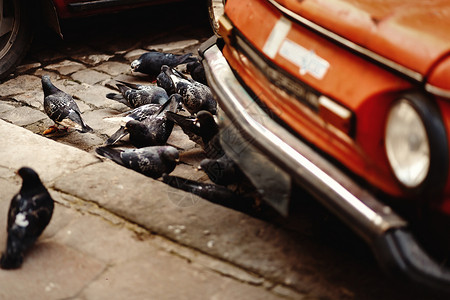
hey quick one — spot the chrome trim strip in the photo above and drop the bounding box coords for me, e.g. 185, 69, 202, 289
202, 44, 407, 243
425, 84, 450, 99
266, 0, 424, 82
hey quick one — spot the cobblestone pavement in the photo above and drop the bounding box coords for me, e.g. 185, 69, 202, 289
0, 3, 442, 300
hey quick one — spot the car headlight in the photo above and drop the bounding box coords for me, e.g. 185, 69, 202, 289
385, 99, 430, 188
384, 93, 448, 194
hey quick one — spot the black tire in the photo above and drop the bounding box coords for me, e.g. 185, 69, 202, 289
0, 0, 33, 81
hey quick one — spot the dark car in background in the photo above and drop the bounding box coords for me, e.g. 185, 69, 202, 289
0, 0, 184, 80
202, 0, 450, 294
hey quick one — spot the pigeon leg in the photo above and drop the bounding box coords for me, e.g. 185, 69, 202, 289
43, 125, 59, 135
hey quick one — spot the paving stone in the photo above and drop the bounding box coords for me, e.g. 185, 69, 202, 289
51, 162, 310, 291
0, 241, 105, 300
124, 48, 147, 62
94, 61, 132, 77
82, 108, 128, 138
12, 91, 45, 110
0, 75, 41, 97
0, 120, 100, 183
80, 248, 283, 300
0, 102, 15, 113
71, 69, 111, 85
44, 60, 87, 75
49, 210, 153, 265
14, 62, 42, 74
72, 84, 125, 110
146, 39, 200, 52
178, 147, 207, 167
48, 131, 105, 153
74, 53, 114, 66
170, 163, 210, 183
0, 106, 47, 126
167, 125, 198, 151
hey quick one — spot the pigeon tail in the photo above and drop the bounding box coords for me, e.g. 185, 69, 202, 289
116, 83, 132, 95
96, 147, 124, 166
0, 252, 23, 270
80, 122, 93, 133
0, 235, 26, 270
106, 126, 128, 145
106, 93, 127, 105
116, 80, 141, 90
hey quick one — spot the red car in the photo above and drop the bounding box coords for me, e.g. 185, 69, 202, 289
0, 0, 183, 80
202, 0, 450, 293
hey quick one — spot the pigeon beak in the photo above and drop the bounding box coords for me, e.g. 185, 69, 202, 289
175, 158, 180, 163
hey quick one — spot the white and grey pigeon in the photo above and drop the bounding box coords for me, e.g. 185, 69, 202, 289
106, 80, 169, 107
42, 75, 93, 134
163, 66, 217, 115
131, 50, 198, 78
0, 167, 54, 269
95, 145, 179, 179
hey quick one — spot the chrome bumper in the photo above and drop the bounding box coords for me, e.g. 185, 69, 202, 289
199, 36, 450, 293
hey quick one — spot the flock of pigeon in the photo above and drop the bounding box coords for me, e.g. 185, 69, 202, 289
0, 50, 248, 269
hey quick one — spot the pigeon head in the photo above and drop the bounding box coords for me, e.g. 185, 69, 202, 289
125, 120, 147, 132
18, 167, 40, 182
41, 75, 58, 96
17, 167, 44, 195
160, 146, 180, 163
196, 111, 217, 128
186, 61, 201, 73
131, 59, 141, 71
169, 93, 183, 105
156, 72, 174, 94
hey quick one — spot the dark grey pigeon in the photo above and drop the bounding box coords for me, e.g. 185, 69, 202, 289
200, 154, 243, 186
1, 167, 54, 269
42, 75, 93, 134
105, 103, 162, 146
109, 94, 181, 148
186, 60, 207, 85
106, 80, 169, 107
163, 66, 216, 115
131, 51, 198, 78
96, 146, 179, 179
165, 110, 223, 158
163, 174, 248, 207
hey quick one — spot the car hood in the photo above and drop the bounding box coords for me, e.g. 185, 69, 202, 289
274, 0, 450, 78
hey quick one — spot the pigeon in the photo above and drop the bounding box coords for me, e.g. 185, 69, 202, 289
162, 174, 238, 203
106, 80, 169, 107
42, 75, 93, 134
163, 66, 217, 115
131, 51, 198, 78
156, 65, 191, 95
105, 103, 162, 146
200, 154, 243, 186
0, 167, 54, 269
96, 146, 179, 179
107, 94, 181, 147
165, 110, 223, 158
186, 60, 207, 85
